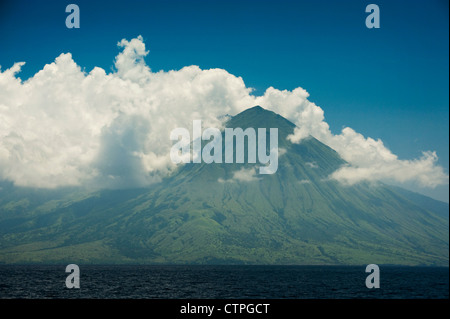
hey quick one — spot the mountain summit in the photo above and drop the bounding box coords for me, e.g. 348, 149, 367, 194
0, 107, 448, 265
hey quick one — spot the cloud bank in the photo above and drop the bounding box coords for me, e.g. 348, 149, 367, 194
0, 36, 447, 189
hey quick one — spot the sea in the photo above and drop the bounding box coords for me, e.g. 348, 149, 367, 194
0, 265, 448, 299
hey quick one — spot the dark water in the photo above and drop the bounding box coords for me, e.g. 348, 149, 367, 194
0, 265, 448, 299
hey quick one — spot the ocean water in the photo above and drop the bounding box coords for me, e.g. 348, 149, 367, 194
0, 265, 448, 299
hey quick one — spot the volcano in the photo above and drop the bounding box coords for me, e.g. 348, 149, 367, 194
0, 106, 448, 265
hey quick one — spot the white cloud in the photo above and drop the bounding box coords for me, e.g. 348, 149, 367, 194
0, 36, 253, 188
232, 167, 260, 182
330, 151, 448, 188
252, 83, 448, 188
0, 36, 447, 190
218, 167, 259, 183
114, 35, 151, 84
306, 162, 318, 169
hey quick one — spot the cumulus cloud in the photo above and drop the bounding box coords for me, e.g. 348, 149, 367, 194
0, 36, 447, 190
232, 167, 260, 182
253, 86, 448, 188
305, 162, 318, 169
330, 151, 447, 187
218, 167, 259, 183
0, 36, 253, 188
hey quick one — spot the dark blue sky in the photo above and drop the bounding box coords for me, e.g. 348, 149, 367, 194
0, 0, 448, 200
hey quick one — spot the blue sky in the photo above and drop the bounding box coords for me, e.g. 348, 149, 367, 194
0, 0, 448, 201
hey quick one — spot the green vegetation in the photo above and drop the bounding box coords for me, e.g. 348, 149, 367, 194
0, 106, 448, 265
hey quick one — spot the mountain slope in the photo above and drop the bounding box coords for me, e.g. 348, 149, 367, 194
0, 106, 448, 265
